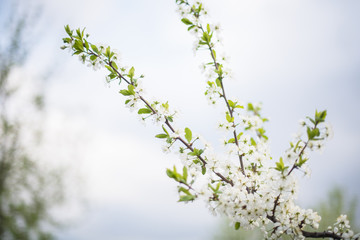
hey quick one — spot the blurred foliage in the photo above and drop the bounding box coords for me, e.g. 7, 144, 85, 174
0, 0, 64, 239
305, 187, 359, 238
213, 187, 359, 240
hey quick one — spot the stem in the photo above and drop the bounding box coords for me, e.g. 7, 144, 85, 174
287, 122, 318, 176
272, 194, 281, 217
287, 141, 308, 176
106, 58, 234, 186
199, 25, 245, 176
265, 215, 348, 239
302, 230, 344, 239
180, 180, 195, 191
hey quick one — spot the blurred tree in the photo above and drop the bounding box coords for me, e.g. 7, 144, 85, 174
212, 187, 359, 240
0, 0, 64, 239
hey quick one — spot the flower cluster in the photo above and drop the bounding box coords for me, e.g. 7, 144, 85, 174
321, 215, 358, 239
61, 0, 358, 239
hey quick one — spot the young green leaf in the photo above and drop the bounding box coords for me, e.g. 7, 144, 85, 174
105, 46, 111, 58
110, 61, 118, 70
179, 195, 195, 202
119, 90, 131, 96
226, 113, 234, 123
128, 66, 135, 79
166, 169, 175, 179
185, 127, 192, 143
162, 125, 169, 135
64, 25, 73, 37
201, 166, 206, 175
235, 222, 241, 230
183, 166, 188, 182
215, 78, 221, 87
127, 84, 135, 95
155, 134, 168, 139
105, 65, 115, 73
247, 103, 254, 111
178, 187, 191, 195
275, 157, 288, 173
188, 25, 196, 31
138, 108, 152, 114
90, 55, 97, 61
181, 18, 193, 25
91, 44, 99, 54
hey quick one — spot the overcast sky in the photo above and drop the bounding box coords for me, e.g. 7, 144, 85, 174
6, 0, 360, 239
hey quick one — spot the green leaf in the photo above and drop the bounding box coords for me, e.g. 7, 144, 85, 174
178, 187, 190, 195
202, 32, 210, 43
84, 40, 89, 50
207, 23, 211, 33
307, 127, 320, 140
91, 44, 99, 53
215, 65, 223, 76
297, 156, 308, 167
215, 182, 221, 191
128, 67, 135, 79
235, 222, 240, 230
315, 110, 327, 123
212, 49, 216, 59
187, 25, 196, 31
62, 37, 72, 44
109, 51, 115, 59
228, 100, 235, 109
188, 148, 203, 157
155, 134, 168, 139
73, 50, 82, 55
247, 103, 254, 111
111, 61, 118, 70
201, 166, 206, 175
166, 116, 173, 122
166, 137, 173, 144
64, 25, 73, 37
162, 101, 169, 111
105, 46, 111, 58
119, 90, 131, 96
275, 157, 288, 173
108, 73, 116, 80
128, 84, 135, 95
183, 166, 188, 182
226, 113, 234, 123
76, 28, 82, 39
294, 139, 302, 150
138, 108, 152, 114
181, 18, 193, 25
81, 28, 86, 38
215, 78, 221, 87
105, 65, 115, 73
307, 117, 315, 125
208, 183, 216, 192
179, 195, 195, 202
73, 40, 84, 52
162, 125, 169, 135
90, 55, 97, 61
185, 127, 192, 143
166, 169, 175, 179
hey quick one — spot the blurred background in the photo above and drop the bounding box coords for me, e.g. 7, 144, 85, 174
0, 0, 359, 239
